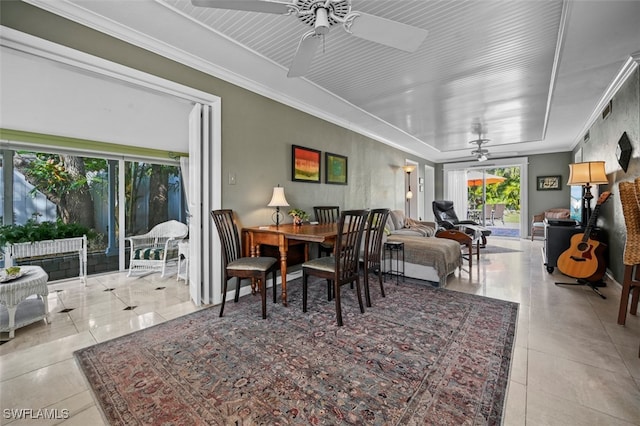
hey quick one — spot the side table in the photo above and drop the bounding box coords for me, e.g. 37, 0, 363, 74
436, 229, 479, 267
0, 265, 49, 340
383, 241, 405, 284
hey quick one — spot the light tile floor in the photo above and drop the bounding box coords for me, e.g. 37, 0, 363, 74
0, 238, 639, 425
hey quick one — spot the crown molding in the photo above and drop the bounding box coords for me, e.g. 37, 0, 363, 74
572, 51, 640, 149
542, 0, 572, 142
0, 25, 219, 105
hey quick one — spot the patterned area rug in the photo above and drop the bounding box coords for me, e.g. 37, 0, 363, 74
75, 277, 518, 425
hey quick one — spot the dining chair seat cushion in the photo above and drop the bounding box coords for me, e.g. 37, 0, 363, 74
303, 256, 336, 273
227, 257, 277, 271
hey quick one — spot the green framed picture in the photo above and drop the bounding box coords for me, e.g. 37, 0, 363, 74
325, 152, 347, 185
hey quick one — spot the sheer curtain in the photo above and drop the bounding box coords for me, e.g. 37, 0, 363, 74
446, 169, 468, 217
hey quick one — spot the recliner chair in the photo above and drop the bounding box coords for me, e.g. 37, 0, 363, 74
432, 200, 491, 246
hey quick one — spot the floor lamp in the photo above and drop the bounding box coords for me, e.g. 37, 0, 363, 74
402, 165, 416, 218
567, 161, 608, 226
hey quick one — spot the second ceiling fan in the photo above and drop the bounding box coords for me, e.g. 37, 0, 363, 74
192, 0, 429, 77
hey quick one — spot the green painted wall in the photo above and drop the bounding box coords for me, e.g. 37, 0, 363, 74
1, 1, 431, 228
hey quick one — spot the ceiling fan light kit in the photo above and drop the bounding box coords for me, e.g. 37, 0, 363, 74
469, 136, 490, 162
191, 0, 428, 77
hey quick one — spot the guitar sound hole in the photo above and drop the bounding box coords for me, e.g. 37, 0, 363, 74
577, 242, 589, 251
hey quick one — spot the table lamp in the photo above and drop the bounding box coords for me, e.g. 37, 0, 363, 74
567, 161, 608, 226
267, 185, 289, 227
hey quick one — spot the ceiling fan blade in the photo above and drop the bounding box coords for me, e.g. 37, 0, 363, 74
191, 0, 293, 14
346, 12, 428, 52
287, 32, 321, 78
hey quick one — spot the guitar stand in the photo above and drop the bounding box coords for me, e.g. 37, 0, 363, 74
555, 279, 606, 299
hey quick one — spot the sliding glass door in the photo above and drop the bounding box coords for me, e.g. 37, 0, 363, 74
0, 148, 185, 272
443, 158, 528, 238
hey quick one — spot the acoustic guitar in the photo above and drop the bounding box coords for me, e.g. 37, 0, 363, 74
557, 191, 611, 281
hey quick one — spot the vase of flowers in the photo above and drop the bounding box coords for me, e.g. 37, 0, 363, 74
288, 208, 309, 226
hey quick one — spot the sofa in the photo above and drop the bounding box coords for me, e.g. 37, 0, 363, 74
384, 210, 462, 287
385, 209, 437, 237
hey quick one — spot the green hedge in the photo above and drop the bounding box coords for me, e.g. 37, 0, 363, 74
0, 219, 96, 246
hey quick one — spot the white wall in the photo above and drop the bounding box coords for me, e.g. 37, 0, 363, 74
0, 47, 192, 151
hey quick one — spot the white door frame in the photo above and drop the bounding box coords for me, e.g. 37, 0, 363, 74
1, 27, 222, 306
423, 164, 435, 222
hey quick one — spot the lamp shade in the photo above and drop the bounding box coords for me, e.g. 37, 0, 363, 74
406, 190, 413, 200
402, 165, 416, 174
567, 161, 608, 185
267, 186, 289, 207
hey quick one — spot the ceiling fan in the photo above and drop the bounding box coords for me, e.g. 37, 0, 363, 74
191, 0, 429, 77
469, 135, 490, 162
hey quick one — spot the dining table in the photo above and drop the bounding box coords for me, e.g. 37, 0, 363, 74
243, 222, 338, 306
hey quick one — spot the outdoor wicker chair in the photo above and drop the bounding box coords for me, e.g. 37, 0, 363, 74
618, 179, 640, 357
127, 220, 188, 277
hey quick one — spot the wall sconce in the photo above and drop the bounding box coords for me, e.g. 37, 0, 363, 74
267, 184, 289, 227
402, 165, 416, 217
567, 161, 608, 225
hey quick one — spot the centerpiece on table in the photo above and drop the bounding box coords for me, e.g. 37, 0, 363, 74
288, 208, 309, 226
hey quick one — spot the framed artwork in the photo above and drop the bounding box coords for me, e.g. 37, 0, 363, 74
292, 145, 321, 183
537, 175, 562, 191
325, 152, 348, 185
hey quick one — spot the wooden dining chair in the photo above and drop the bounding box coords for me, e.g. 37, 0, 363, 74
210, 209, 279, 319
302, 209, 368, 326
314, 206, 340, 257
363, 208, 390, 307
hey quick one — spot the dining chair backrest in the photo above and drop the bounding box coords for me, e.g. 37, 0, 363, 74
364, 208, 390, 268
363, 208, 390, 307
335, 209, 369, 282
483, 204, 494, 218
210, 209, 242, 268
314, 206, 340, 224
210, 209, 278, 319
